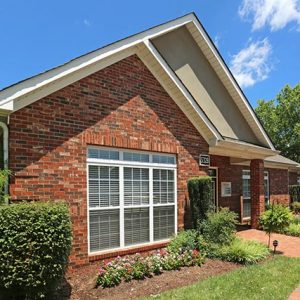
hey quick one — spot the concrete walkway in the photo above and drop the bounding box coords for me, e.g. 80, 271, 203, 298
237, 229, 300, 257
237, 229, 300, 300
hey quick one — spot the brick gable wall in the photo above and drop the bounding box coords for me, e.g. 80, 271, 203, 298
9, 54, 208, 268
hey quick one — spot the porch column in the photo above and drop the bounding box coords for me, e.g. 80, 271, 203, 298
250, 159, 265, 229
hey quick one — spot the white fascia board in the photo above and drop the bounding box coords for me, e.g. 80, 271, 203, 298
210, 139, 279, 160
189, 15, 275, 151
144, 39, 222, 143
0, 14, 195, 112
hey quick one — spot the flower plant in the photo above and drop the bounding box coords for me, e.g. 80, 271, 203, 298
96, 249, 205, 288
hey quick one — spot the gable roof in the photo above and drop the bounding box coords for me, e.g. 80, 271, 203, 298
0, 13, 276, 156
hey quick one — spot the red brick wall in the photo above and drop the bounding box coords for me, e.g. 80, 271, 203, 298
8, 54, 208, 268
266, 168, 290, 206
210, 157, 291, 219
210, 155, 243, 217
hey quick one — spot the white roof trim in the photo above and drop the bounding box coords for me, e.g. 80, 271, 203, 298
187, 15, 275, 150
0, 12, 274, 152
0, 14, 193, 110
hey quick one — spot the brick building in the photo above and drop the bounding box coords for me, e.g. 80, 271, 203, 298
0, 13, 299, 268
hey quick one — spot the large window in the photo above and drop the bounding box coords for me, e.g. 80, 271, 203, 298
87, 147, 177, 254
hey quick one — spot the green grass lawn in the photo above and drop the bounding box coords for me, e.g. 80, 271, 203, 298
145, 256, 300, 300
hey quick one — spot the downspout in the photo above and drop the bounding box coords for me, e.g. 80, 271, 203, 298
0, 121, 9, 198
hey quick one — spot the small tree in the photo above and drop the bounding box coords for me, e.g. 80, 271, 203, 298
188, 176, 213, 228
260, 204, 293, 247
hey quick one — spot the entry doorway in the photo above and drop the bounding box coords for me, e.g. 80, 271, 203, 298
208, 168, 218, 209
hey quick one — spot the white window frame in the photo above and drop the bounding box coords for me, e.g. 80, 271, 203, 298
87, 147, 177, 256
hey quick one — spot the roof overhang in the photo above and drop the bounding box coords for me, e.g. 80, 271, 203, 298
210, 139, 279, 160
231, 154, 300, 172
0, 13, 276, 154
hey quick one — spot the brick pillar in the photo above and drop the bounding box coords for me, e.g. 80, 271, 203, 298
250, 159, 265, 229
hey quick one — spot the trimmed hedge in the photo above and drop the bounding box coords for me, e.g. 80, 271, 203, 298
0, 202, 72, 299
289, 185, 300, 203
188, 176, 213, 228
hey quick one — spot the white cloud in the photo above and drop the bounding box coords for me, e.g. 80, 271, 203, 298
83, 19, 91, 27
239, 0, 300, 31
230, 38, 273, 88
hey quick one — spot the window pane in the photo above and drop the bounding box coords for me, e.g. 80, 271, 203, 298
88, 165, 119, 207
153, 169, 175, 204
124, 207, 149, 246
124, 167, 149, 206
242, 178, 251, 199
153, 154, 175, 164
123, 152, 149, 162
88, 148, 119, 160
154, 206, 175, 241
89, 209, 120, 252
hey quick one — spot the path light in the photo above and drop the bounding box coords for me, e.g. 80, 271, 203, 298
273, 240, 278, 254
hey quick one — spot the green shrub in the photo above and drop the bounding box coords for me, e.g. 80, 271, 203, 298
214, 238, 269, 264
167, 230, 199, 254
289, 185, 300, 202
260, 204, 293, 247
0, 202, 72, 299
202, 208, 238, 246
0, 169, 11, 205
291, 201, 300, 214
292, 216, 300, 225
283, 223, 300, 237
188, 176, 213, 228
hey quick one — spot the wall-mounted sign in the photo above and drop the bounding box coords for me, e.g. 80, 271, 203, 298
199, 154, 210, 166
221, 182, 232, 197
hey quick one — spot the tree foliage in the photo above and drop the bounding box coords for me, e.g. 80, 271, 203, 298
255, 84, 300, 163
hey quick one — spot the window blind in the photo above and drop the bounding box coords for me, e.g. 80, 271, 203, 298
89, 210, 120, 251
153, 206, 175, 241
124, 207, 150, 246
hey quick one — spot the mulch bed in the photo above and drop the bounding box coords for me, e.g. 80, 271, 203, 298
54, 259, 242, 300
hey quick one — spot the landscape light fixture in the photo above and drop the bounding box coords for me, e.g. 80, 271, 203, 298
273, 240, 278, 254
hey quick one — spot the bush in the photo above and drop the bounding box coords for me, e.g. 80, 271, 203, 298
96, 250, 205, 288
292, 216, 300, 225
289, 185, 300, 202
188, 176, 213, 228
202, 208, 238, 246
283, 223, 300, 237
212, 238, 269, 264
291, 202, 300, 214
260, 204, 293, 247
0, 169, 11, 205
167, 230, 199, 254
0, 202, 72, 299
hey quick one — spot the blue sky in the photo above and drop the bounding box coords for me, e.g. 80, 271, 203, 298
0, 0, 299, 107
